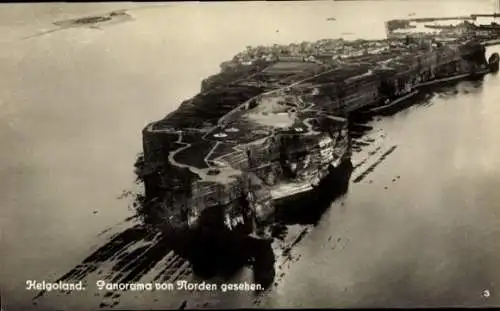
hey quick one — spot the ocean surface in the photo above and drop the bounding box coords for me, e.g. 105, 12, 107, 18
1, 1, 500, 309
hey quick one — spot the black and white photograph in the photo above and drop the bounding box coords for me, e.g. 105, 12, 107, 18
1, 0, 500, 309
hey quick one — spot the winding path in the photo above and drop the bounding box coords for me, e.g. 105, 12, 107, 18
166, 132, 241, 184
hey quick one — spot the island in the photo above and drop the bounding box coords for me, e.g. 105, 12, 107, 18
134, 26, 499, 267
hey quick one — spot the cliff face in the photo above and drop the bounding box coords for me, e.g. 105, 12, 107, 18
141, 79, 351, 237
138, 37, 487, 237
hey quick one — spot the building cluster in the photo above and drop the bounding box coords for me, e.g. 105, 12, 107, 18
225, 39, 394, 68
